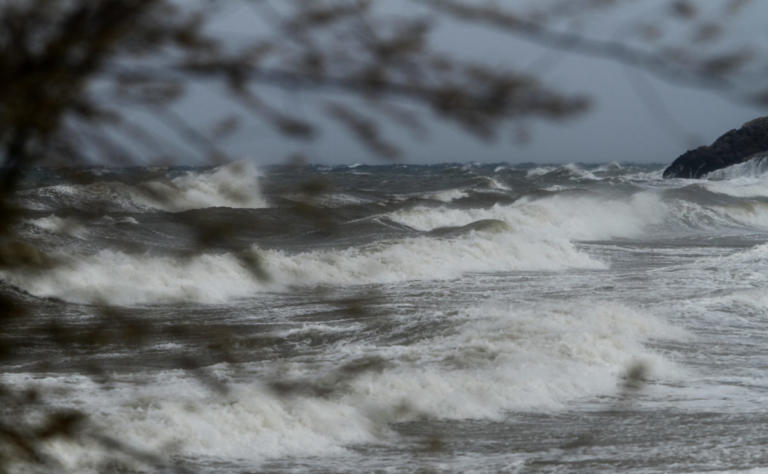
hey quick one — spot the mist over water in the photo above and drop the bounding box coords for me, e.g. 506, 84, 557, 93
4, 160, 768, 472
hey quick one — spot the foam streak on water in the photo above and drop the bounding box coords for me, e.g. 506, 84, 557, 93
3, 162, 768, 472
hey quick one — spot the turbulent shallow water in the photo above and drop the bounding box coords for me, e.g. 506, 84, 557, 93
3, 160, 768, 472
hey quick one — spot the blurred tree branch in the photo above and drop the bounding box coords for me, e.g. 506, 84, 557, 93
4, 0, 764, 176
0, 0, 766, 470
422, 0, 764, 104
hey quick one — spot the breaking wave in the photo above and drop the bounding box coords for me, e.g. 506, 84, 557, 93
10, 300, 685, 470
2, 230, 605, 305
706, 154, 768, 181
133, 161, 268, 211
389, 191, 668, 241
421, 188, 469, 202
27, 215, 88, 239
10, 174, 768, 306
701, 155, 768, 198
21, 161, 268, 212
388, 185, 768, 242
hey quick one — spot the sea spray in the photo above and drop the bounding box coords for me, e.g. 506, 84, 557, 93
19, 161, 268, 212
389, 191, 668, 241
4, 162, 768, 472
1, 231, 605, 305
3, 299, 685, 469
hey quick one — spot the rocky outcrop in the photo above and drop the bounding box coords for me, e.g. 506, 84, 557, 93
663, 117, 768, 179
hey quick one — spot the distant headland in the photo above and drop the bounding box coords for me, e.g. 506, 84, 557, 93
663, 117, 768, 179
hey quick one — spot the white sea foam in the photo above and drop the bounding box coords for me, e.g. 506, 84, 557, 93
706, 154, 768, 181
563, 163, 599, 180
474, 176, 510, 190
720, 202, 768, 229
701, 242, 768, 281
283, 192, 369, 207
129, 161, 268, 211
666, 198, 768, 232
99, 215, 139, 225
526, 166, 555, 177
392, 188, 468, 203
527, 163, 599, 180
0, 230, 605, 305
647, 243, 768, 301
595, 161, 623, 172
702, 155, 768, 198
7, 300, 684, 471
339, 300, 686, 419
0, 250, 263, 305
389, 191, 667, 241
27, 215, 88, 239
7, 372, 375, 472
422, 188, 468, 202
393, 187, 768, 239
25, 161, 268, 212
704, 179, 768, 199
615, 167, 666, 184
701, 288, 768, 316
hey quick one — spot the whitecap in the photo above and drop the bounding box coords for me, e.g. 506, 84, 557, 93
389, 191, 668, 241
5, 300, 686, 469
0, 230, 605, 305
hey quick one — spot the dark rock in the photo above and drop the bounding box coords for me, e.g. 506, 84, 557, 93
663, 117, 768, 179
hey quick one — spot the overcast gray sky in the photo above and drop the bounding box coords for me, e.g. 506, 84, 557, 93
181, 1, 768, 166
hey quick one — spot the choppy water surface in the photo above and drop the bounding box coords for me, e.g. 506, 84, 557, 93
4, 160, 768, 472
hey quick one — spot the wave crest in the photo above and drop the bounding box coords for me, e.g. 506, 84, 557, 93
389, 191, 667, 241
22, 161, 268, 212
1, 232, 605, 305
11, 300, 685, 468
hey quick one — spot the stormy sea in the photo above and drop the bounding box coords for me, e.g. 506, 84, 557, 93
3, 158, 768, 472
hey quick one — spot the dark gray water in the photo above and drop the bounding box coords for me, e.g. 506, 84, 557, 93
3, 161, 768, 472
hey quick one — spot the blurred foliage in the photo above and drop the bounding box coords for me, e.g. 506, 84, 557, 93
0, 0, 765, 471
